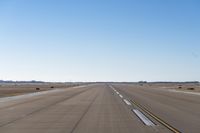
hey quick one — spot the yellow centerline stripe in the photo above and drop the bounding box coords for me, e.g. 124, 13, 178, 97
130, 100, 181, 133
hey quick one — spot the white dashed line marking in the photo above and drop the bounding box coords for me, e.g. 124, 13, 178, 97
109, 85, 116, 91
123, 99, 131, 106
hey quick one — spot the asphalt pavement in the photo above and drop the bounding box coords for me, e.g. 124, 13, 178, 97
0, 83, 199, 133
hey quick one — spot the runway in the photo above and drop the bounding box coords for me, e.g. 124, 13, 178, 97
0, 83, 199, 133
113, 83, 200, 133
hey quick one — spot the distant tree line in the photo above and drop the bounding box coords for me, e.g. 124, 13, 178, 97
0, 80, 44, 83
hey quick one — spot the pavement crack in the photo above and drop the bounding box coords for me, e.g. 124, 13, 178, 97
69, 94, 97, 133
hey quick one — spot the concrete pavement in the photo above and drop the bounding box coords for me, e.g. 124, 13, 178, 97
0, 83, 197, 133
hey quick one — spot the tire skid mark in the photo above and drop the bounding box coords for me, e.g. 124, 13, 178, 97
0, 88, 91, 128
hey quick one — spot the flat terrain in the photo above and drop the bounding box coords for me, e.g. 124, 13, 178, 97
113, 83, 200, 133
0, 83, 80, 97
0, 83, 199, 133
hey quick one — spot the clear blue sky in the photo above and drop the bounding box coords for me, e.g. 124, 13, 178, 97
0, 0, 200, 82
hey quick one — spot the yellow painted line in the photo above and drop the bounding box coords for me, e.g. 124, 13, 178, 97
130, 100, 181, 133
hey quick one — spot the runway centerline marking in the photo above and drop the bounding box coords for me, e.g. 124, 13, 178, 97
123, 99, 131, 106
119, 94, 123, 98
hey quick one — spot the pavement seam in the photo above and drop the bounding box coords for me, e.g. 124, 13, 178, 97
0, 88, 91, 128
69, 93, 98, 133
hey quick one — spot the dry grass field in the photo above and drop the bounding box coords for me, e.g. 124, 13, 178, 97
139, 82, 200, 92
0, 83, 81, 98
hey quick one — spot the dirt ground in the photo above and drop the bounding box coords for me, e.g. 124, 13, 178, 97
0, 83, 81, 98
1, 82, 199, 98
136, 82, 200, 92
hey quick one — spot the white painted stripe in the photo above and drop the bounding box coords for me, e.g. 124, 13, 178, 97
72, 84, 95, 88
0, 89, 65, 103
123, 99, 131, 105
132, 109, 155, 126
109, 85, 115, 90
72, 85, 86, 89
0, 85, 89, 103
119, 94, 123, 98
109, 86, 120, 95
168, 89, 200, 96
